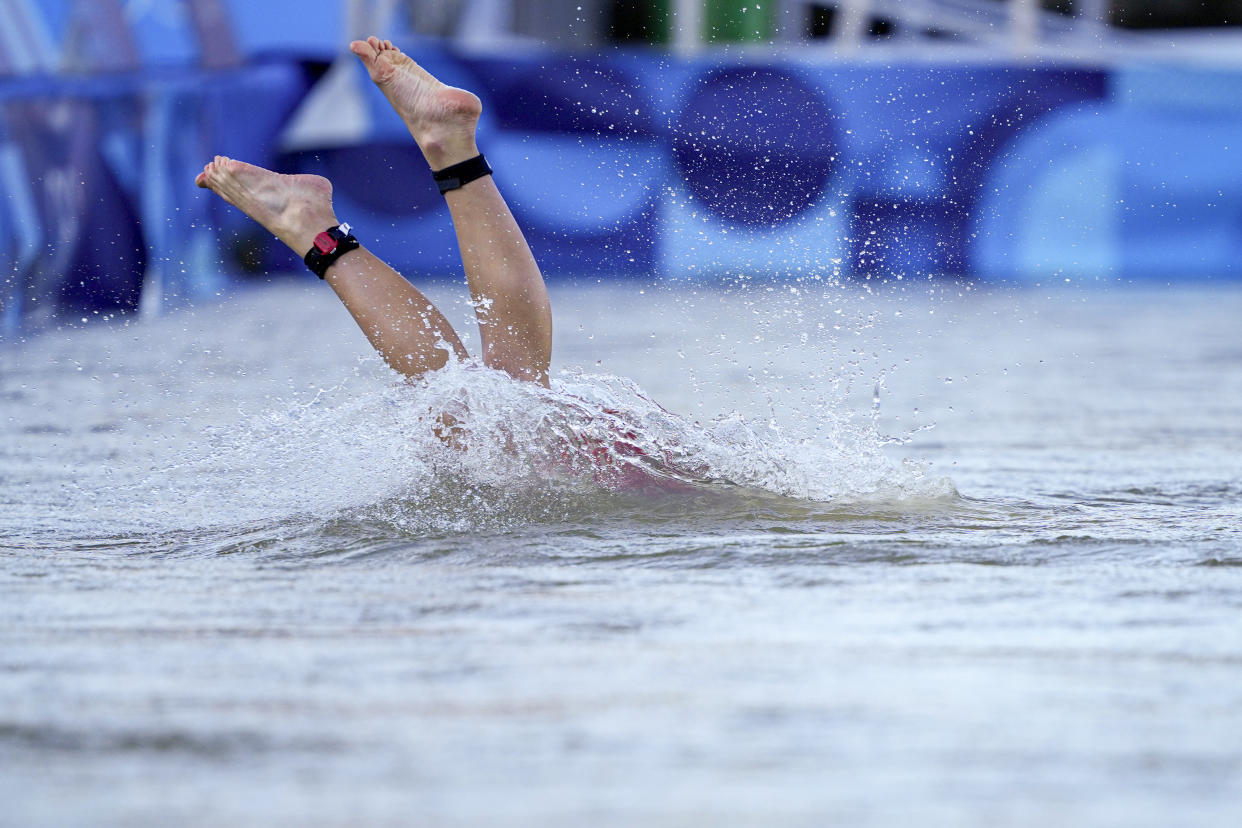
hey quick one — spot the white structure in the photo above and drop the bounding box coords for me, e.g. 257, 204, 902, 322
372, 0, 1242, 64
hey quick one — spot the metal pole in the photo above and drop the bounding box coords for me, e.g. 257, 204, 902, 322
1012, 0, 1039, 56
346, 0, 403, 44
186, 0, 241, 68
456, 0, 510, 47
833, 0, 870, 52
1078, 0, 1108, 42
674, 0, 703, 55
1079, 0, 1108, 26
0, 0, 57, 74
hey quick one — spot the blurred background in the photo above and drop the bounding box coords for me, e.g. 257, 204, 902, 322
2, 0, 1241, 336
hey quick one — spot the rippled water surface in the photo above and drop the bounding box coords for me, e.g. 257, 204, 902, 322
3, 280, 1241, 826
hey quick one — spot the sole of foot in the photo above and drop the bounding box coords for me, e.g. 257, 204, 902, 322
349, 36, 482, 169
196, 156, 338, 254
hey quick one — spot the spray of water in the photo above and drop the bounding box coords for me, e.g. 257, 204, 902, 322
119, 351, 953, 539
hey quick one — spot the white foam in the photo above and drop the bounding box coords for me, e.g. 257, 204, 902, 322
117, 356, 951, 536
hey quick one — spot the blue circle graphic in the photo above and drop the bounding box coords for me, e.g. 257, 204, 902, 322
672, 68, 836, 227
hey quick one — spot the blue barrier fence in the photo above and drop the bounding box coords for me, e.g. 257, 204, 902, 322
3, 3, 1241, 335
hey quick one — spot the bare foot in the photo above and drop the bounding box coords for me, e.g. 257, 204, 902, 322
195, 157, 338, 254
349, 36, 482, 169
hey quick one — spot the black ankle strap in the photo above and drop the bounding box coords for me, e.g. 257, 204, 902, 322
304, 223, 360, 279
432, 154, 492, 194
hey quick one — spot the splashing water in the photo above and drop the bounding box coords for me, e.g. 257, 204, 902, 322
112, 355, 950, 540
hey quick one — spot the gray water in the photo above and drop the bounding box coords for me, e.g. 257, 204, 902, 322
2, 279, 1241, 826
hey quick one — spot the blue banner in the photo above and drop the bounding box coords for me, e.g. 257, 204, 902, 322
2, 0, 1241, 335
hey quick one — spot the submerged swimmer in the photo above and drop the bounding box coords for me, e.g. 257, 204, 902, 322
193, 39, 890, 497
196, 36, 552, 388
198, 37, 668, 481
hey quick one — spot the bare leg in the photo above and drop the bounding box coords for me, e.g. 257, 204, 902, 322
350, 36, 553, 386
195, 157, 467, 378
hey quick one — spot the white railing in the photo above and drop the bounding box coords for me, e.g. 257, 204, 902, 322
774, 0, 1116, 56
794, 0, 1242, 63
385, 0, 1242, 65
5, 0, 1237, 69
